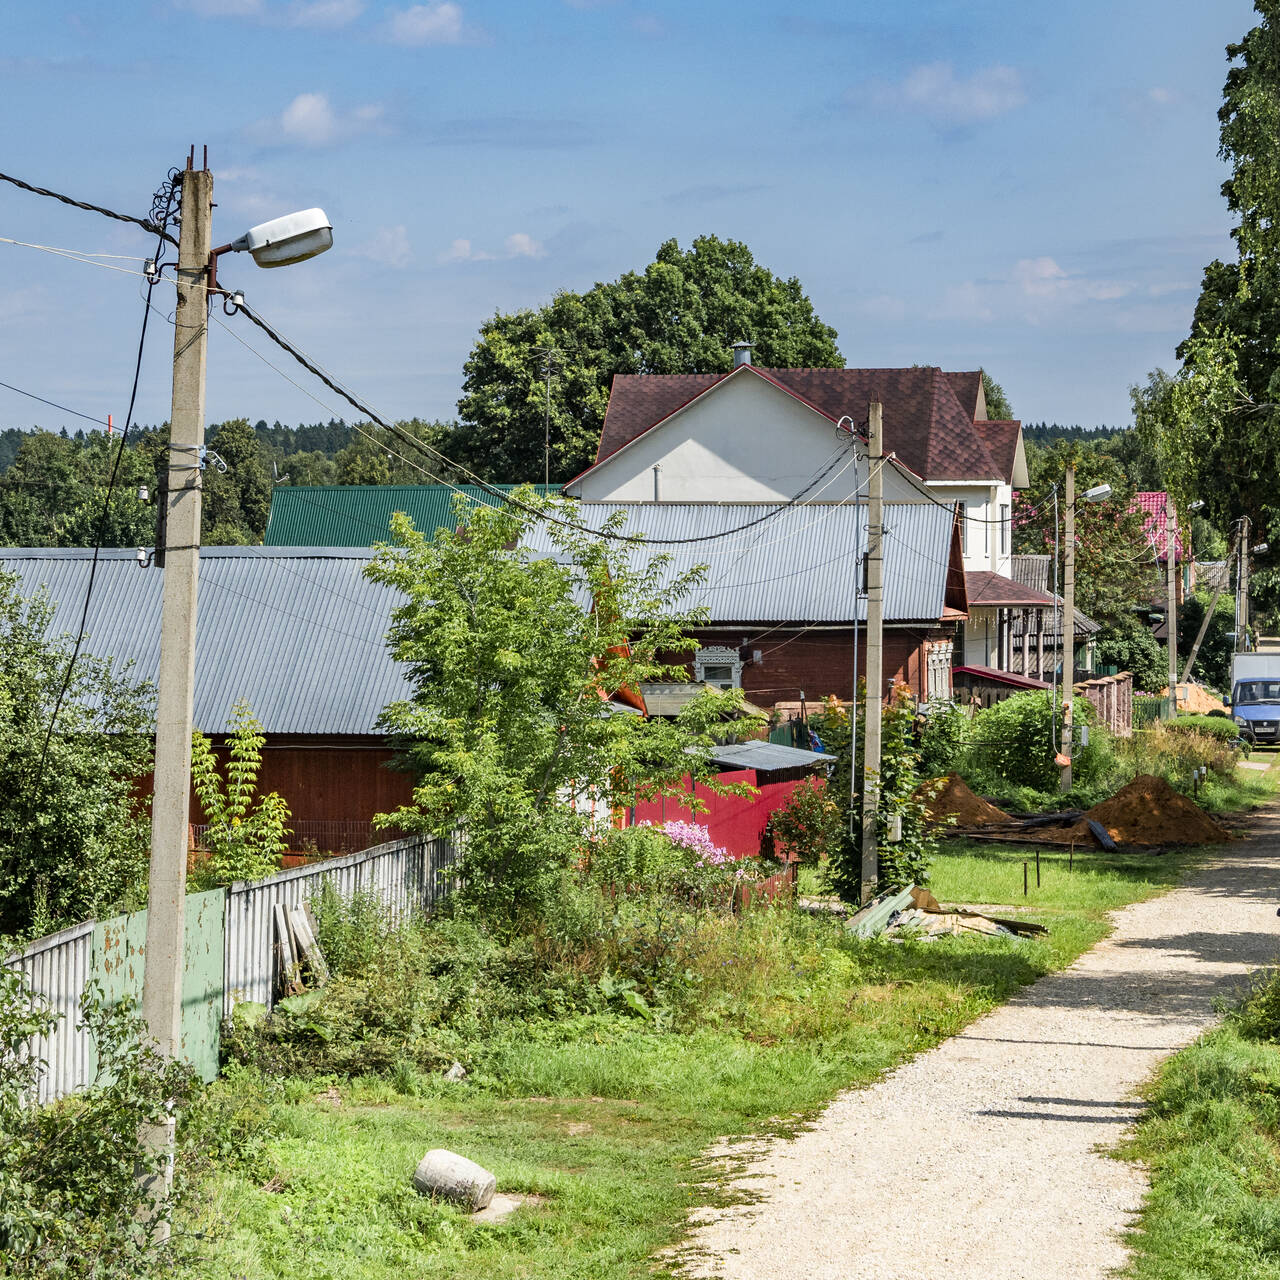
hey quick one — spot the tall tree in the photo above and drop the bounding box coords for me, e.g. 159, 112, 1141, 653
449, 235, 844, 483
1134, 3, 1280, 583
980, 370, 1013, 419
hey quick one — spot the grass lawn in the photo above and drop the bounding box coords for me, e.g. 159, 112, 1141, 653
179, 831, 1219, 1280
1117, 986, 1280, 1280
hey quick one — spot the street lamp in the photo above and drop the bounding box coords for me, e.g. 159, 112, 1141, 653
141, 158, 333, 1209
1082, 483, 1112, 503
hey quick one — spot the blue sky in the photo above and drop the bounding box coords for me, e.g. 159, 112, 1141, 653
0, 0, 1257, 439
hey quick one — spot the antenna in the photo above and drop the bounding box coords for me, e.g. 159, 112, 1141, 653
534, 345, 562, 487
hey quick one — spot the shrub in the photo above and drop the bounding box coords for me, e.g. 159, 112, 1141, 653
965, 691, 1115, 794
917, 702, 970, 778
1118, 724, 1240, 789
0, 972, 199, 1278
1094, 612, 1167, 691
761, 777, 842, 867
189, 699, 290, 890
1168, 714, 1244, 743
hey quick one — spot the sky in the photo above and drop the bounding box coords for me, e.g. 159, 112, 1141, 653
0, 0, 1258, 441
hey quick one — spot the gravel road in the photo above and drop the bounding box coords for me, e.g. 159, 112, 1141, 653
678, 808, 1280, 1280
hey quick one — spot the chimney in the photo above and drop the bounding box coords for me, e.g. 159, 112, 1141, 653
731, 340, 753, 368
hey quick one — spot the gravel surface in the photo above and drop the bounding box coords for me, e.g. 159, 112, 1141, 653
678, 811, 1280, 1280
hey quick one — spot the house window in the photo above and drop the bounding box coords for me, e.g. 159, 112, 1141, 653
1000, 504, 1010, 556
926, 639, 954, 703
694, 646, 743, 690
958, 502, 967, 554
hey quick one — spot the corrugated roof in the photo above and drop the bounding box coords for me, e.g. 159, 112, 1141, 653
0, 548, 408, 736
705, 740, 835, 772
520, 502, 960, 623
264, 484, 560, 547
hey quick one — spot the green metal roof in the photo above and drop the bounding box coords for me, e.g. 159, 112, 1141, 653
263, 484, 560, 547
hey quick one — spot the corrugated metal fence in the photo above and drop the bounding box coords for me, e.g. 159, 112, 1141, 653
3, 833, 456, 1103
224, 834, 456, 1012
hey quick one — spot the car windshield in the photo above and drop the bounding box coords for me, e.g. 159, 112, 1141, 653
1235, 680, 1280, 706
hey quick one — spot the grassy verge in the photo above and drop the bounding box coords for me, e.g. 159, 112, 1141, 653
1117, 972, 1280, 1280
178, 834, 1209, 1280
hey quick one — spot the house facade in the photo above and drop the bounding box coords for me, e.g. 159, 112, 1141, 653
561, 352, 1031, 673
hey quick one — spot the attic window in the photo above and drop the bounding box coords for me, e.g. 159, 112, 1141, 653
694, 646, 743, 690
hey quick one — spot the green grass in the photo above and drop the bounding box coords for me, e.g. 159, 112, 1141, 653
180, 839, 1210, 1280
1118, 981, 1280, 1280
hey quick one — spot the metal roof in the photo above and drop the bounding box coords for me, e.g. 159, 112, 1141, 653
520, 502, 957, 623
705, 740, 835, 772
264, 484, 560, 547
0, 548, 408, 736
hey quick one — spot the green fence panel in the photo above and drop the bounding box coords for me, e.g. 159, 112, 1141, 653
91, 888, 226, 1083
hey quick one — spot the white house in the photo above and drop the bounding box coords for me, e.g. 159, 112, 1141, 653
562, 349, 1034, 670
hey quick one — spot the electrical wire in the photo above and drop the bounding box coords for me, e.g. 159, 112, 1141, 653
0, 378, 113, 429
0, 170, 178, 246
28, 173, 180, 801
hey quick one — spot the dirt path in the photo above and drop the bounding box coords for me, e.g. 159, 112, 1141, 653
678, 809, 1280, 1280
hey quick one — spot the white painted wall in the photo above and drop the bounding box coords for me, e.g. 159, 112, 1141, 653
931, 481, 1014, 575
963, 611, 998, 667
566, 371, 926, 504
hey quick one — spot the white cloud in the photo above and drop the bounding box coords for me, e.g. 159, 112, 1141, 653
503, 232, 545, 259
276, 92, 383, 146
1148, 86, 1177, 106
386, 2, 464, 44
1012, 256, 1130, 303
353, 225, 413, 267
441, 233, 545, 263
866, 62, 1026, 124
287, 0, 364, 26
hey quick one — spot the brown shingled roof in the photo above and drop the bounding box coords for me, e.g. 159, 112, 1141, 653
592, 365, 1010, 481
965, 570, 1057, 608
974, 420, 1021, 483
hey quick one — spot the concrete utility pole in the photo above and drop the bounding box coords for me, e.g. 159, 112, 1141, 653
1059, 465, 1075, 792
140, 160, 212, 1186
1166, 500, 1179, 709
1182, 528, 1241, 685
1238, 516, 1252, 650
860, 401, 884, 905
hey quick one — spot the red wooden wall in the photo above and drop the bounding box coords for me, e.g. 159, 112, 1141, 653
627, 769, 809, 860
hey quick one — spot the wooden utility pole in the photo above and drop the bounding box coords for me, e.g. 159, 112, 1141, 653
140, 158, 212, 1193
860, 401, 884, 905
1166, 500, 1179, 710
1059, 465, 1075, 792
1237, 517, 1252, 650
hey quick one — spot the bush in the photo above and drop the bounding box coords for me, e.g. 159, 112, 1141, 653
761, 777, 841, 867
1094, 612, 1167, 691
1169, 714, 1245, 743
917, 702, 970, 778
1117, 724, 1240, 791
0, 972, 199, 1278
965, 691, 1115, 794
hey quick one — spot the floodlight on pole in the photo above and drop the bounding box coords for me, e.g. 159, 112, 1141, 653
207, 208, 333, 293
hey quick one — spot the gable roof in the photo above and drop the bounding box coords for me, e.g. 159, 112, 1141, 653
264, 484, 560, 548
593, 366, 1015, 483
0, 547, 409, 736
966, 570, 1057, 609
520, 501, 964, 624
974, 421, 1025, 486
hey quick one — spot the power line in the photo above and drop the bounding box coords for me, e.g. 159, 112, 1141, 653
0, 170, 178, 247
0, 378, 113, 429
28, 174, 180, 801
228, 298, 873, 548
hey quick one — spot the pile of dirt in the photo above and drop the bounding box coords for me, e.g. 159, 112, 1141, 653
922, 774, 1011, 828
1163, 683, 1229, 715
1065, 774, 1227, 847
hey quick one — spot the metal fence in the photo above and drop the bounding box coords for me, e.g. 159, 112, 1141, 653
3, 832, 457, 1102
224, 833, 456, 1012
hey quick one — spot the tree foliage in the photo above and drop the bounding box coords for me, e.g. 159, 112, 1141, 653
364, 491, 757, 920
449, 235, 844, 483
981, 370, 1013, 419
1014, 441, 1160, 626
0, 572, 153, 938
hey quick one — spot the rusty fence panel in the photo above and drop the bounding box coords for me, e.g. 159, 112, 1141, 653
3, 920, 94, 1105
223, 833, 457, 1014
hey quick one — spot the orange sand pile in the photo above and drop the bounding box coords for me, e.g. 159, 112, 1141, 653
1163, 683, 1229, 715
922, 774, 1012, 827
1066, 773, 1227, 847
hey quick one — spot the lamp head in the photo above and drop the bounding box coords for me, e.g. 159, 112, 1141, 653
1082, 483, 1112, 503
1188, 499, 1206, 512
231, 208, 333, 268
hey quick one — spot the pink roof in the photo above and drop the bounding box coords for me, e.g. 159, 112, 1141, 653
1133, 492, 1185, 562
